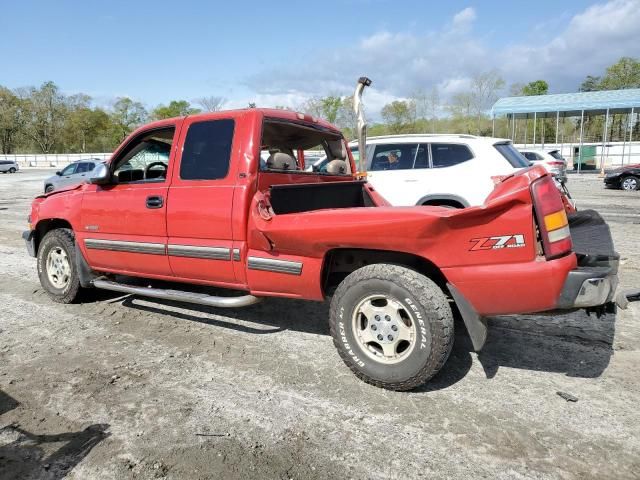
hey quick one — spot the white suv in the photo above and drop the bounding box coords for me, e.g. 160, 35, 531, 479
518, 148, 567, 182
348, 134, 529, 208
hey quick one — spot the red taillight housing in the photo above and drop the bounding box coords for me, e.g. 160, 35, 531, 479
531, 175, 572, 260
547, 161, 565, 167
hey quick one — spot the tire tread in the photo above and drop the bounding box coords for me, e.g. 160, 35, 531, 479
329, 264, 453, 391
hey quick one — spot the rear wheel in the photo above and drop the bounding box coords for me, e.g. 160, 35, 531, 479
37, 229, 82, 303
621, 176, 639, 191
329, 264, 454, 391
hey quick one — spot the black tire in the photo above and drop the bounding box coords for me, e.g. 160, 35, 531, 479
45, 184, 54, 193
621, 175, 639, 191
8, 167, 16, 173
37, 228, 82, 303
329, 264, 454, 391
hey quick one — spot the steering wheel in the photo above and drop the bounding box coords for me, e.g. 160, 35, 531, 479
144, 162, 167, 179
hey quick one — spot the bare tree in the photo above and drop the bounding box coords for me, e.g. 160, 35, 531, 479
459, 70, 505, 133
194, 96, 226, 112
412, 87, 440, 132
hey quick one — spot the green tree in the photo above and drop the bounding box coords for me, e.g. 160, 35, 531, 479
64, 106, 111, 153
110, 97, 147, 142
521, 80, 548, 96
23, 81, 67, 153
579, 75, 601, 92
151, 100, 200, 120
600, 57, 640, 90
381, 100, 416, 134
0, 87, 27, 154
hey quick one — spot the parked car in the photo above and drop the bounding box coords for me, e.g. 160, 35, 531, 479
23, 78, 634, 391
519, 148, 567, 182
0, 160, 19, 174
604, 164, 640, 191
312, 134, 530, 208
43, 159, 104, 193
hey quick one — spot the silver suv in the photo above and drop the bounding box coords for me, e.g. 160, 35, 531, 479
44, 159, 104, 193
0, 160, 19, 174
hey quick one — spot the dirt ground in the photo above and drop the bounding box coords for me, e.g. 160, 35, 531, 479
0, 170, 639, 480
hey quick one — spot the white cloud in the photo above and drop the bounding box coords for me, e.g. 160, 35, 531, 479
451, 7, 477, 30
243, 0, 640, 117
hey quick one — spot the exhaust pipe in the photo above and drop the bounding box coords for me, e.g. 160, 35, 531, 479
353, 77, 372, 175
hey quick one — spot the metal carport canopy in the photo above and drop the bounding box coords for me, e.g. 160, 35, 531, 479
491, 88, 640, 118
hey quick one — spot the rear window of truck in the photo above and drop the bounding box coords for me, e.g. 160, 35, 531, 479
494, 143, 530, 168
180, 119, 235, 180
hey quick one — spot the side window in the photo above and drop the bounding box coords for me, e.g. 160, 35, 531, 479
522, 152, 536, 161
413, 145, 429, 169
369, 144, 418, 171
60, 164, 77, 176
75, 162, 91, 174
431, 144, 474, 168
180, 119, 234, 180
112, 127, 174, 183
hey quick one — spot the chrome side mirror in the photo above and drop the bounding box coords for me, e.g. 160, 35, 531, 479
89, 163, 110, 185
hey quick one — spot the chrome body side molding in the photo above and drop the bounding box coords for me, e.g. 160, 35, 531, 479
247, 256, 303, 275
167, 244, 231, 261
84, 238, 166, 255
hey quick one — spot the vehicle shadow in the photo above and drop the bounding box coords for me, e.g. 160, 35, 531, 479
0, 390, 110, 480
117, 292, 616, 391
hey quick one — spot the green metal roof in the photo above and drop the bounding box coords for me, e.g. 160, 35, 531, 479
492, 88, 640, 117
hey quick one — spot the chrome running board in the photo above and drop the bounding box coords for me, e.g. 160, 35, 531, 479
92, 279, 261, 308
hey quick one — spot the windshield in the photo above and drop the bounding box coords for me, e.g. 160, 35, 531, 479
494, 143, 530, 168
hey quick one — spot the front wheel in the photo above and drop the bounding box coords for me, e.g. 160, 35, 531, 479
45, 184, 54, 193
329, 264, 454, 391
37, 228, 82, 303
8, 167, 16, 173
621, 176, 639, 191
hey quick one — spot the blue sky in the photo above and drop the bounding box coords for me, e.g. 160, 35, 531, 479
2, 0, 639, 114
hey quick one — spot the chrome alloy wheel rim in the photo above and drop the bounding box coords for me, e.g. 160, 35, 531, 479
352, 295, 417, 364
622, 177, 637, 191
46, 247, 71, 289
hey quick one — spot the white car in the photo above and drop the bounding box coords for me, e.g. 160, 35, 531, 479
518, 148, 567, 182
334, 135, 529, 208
0, 160, 19, 173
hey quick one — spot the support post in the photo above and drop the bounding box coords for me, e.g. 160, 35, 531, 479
578, 110, 584, 174
511, 114, 516, 141
600, 108, 609, 175
555, 111, 560, 145
492, 114, 495, 137
524, 115, 528, 148
533, 112, 537, 146
630, 107, 635, 165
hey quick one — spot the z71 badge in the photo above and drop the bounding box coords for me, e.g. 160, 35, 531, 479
470, 234, 525, 251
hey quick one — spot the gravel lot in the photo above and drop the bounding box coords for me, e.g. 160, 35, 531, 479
0, 170, 639, 480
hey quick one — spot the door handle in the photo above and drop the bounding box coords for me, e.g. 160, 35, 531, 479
146, 196, 164, 209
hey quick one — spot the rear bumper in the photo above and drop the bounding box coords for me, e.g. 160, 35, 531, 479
558, 209, 619, 309
23, 230, 36, 257
557, 260, 618, 309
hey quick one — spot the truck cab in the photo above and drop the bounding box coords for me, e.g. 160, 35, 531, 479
23, 84, 633, 391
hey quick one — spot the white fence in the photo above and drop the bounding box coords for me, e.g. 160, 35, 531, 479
0, 153, 111, 168
513, 141, 640, 170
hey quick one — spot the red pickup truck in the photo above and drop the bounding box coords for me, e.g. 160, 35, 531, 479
23, 80, 630, 391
